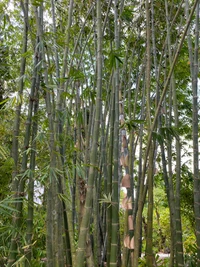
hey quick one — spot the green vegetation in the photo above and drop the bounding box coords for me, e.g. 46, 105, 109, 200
0, 0, 199, 267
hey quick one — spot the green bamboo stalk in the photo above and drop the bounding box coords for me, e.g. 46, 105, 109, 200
25, 36, 40, 267
121, 47, 135, 267
97, 40, 115, 267
110, 0, 120, 266
93, 178, 100, 266
106, 73, 115, 267
61, 0, 73, 79
8, 2, 29, 265
34, 3, 57, 266
145, 0, 154, 266
133, 82, 145, 221
57, 140, 73, 266
117, 21, 138, 267
75, 0, 102, 265
185, 1, 200, 266
11, 0, 29, 184
50, 2, 67, 266
192, 5, 200, 266
151, 0, 176, 265
156, 44, 176, 267
96, 86, 111, 266
164, 1, 184, 265
145, 145, 154, 267
132, 61, 146, 223
166, 97, 176, 267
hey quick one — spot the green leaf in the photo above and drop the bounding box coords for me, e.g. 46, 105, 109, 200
0, 145, 8, 160
58, 193, 71, 203
0, 197, 21, 216
21, 50, 32, 58
77, 111, 83, 125
22, 169, 33, 179
107, 49, 123, 70
32, 0, 43, 7
121, 7, 133, 22
69, 67, 85, 81
61, 92, 75, 100
0, 98, 9, 107
24, 147, 37, 155
99, 193, 112, 208
75, 163, 85, 179
114, 54, 123, 64
122, 119, 145, 131
161, 127, 179, 141
152, 131, 164, 145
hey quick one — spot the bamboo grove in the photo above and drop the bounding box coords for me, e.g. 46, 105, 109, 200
0, 0, 199, 266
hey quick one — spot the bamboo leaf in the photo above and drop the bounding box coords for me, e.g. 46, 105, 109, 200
11, 255, 25, 266
114, 54, 123, 64
0, 98, 9, 107
152, 131, 164, 145
32, 0, 43, 7
75, 163, 85, 179
122, 119, 145, 131
0, 197, 21, 216
69, 67, 85, 81
99, 193, 112, 208
0, 145, 8, 159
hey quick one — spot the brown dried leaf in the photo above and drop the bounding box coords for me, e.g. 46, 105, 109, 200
124, 235, 130, 248
128, 215, 134, 230
120, 155, 125, 166
80, 194, 86, 203
124, 155, 129, 166
121, 174, 130, 188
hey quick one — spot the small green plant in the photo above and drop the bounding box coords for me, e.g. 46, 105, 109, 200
184, 243, 197, 267
138, 256, 147, 267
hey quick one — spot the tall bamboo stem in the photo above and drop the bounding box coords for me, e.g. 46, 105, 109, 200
75, 0, 102, 265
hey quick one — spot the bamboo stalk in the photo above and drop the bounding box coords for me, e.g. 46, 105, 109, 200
75, 0, 102, 265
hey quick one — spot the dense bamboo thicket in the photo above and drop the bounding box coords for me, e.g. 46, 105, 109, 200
0, 1, 199, 267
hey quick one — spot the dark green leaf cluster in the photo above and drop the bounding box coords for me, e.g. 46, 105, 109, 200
0, 158, 13, 200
